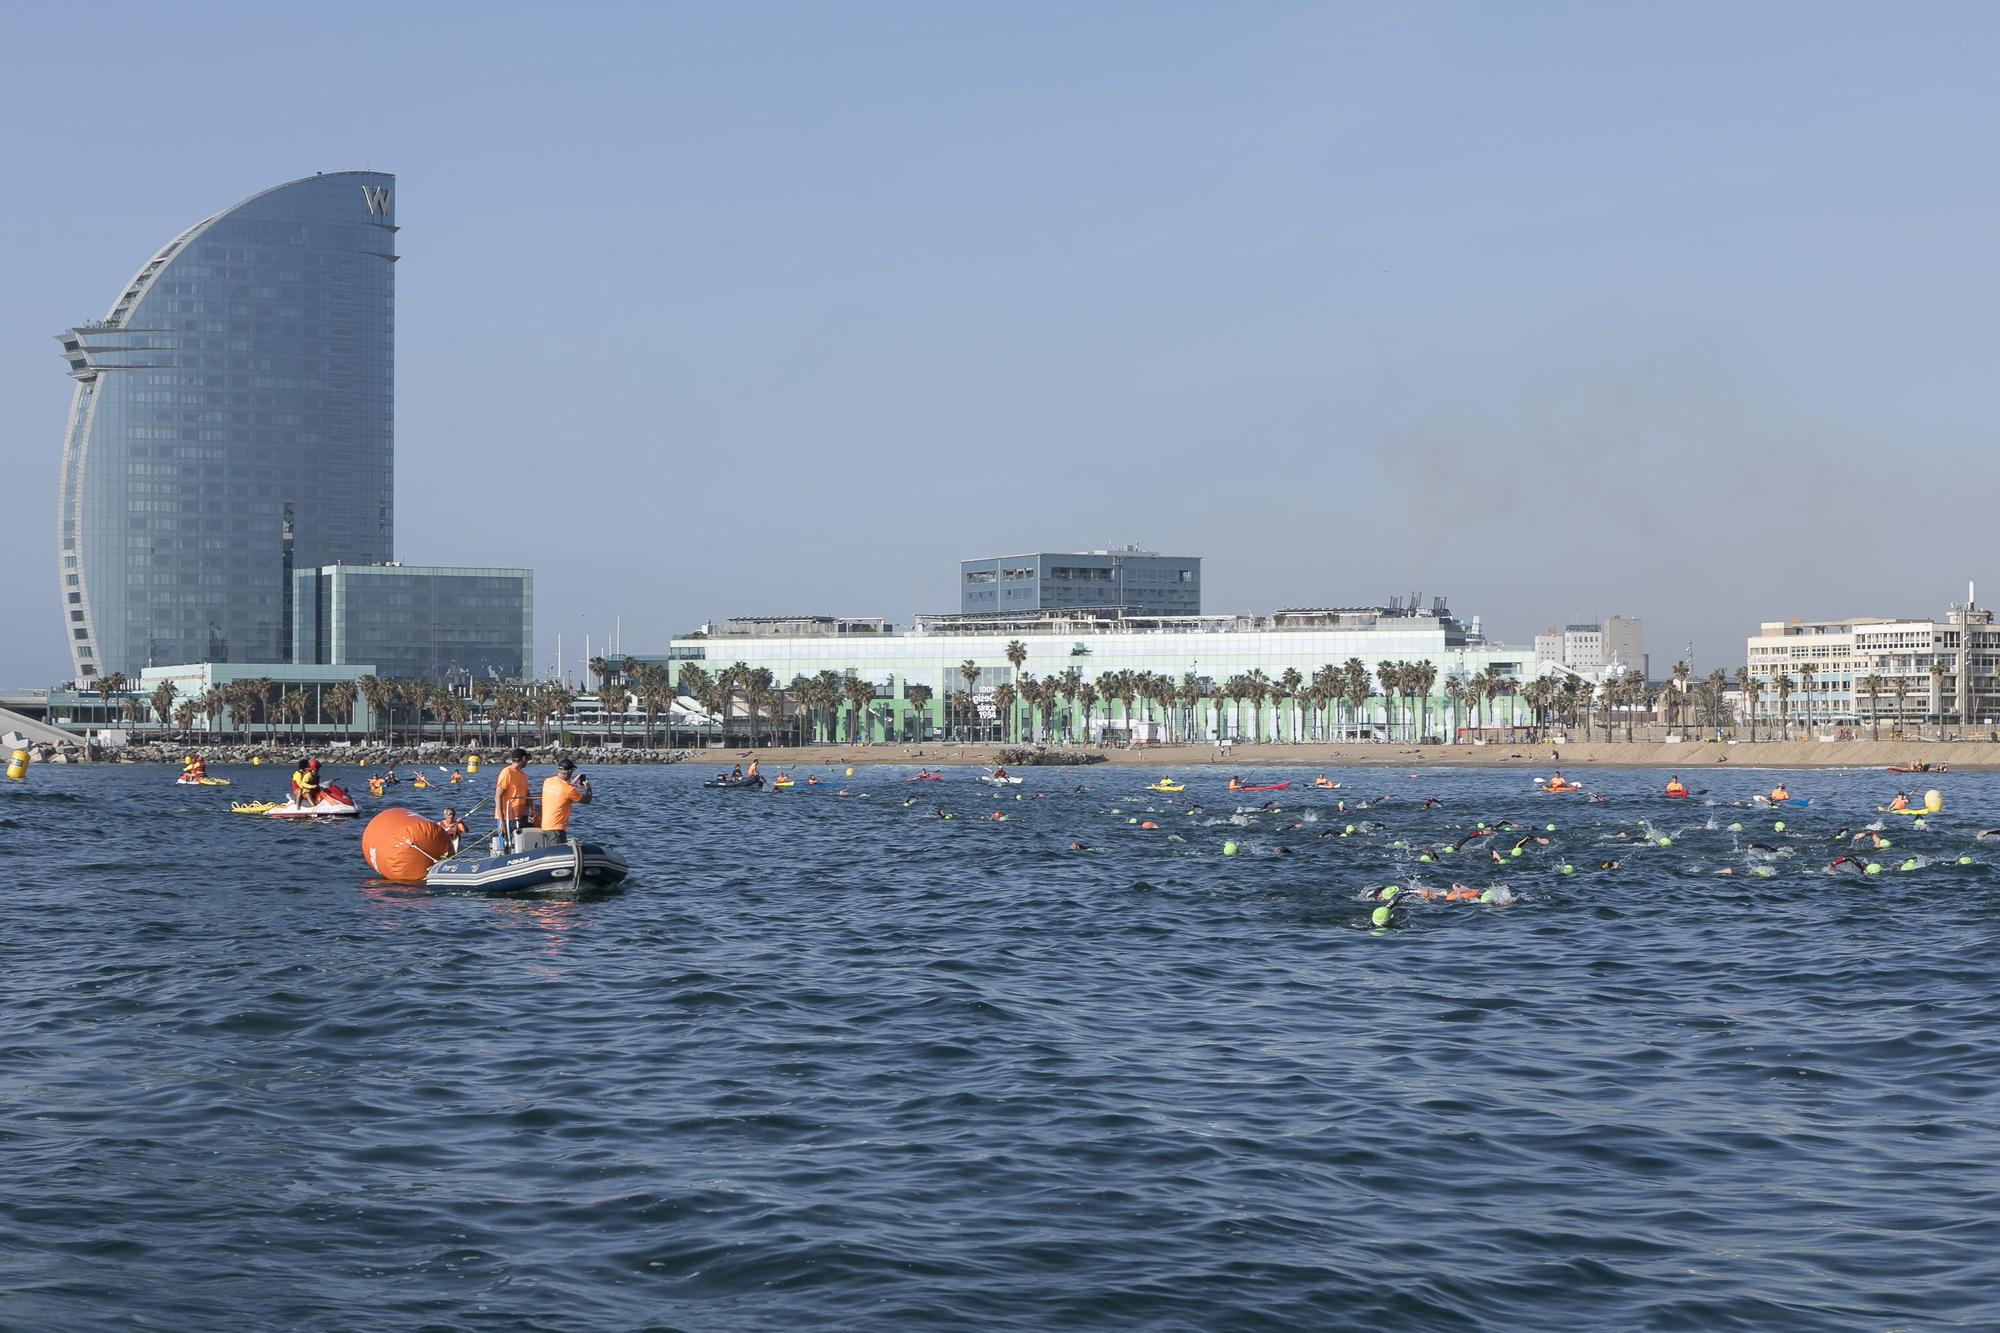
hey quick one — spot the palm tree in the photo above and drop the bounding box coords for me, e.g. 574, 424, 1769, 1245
281, 688, 309, 744
1057, 669, 1082, 742
905, 684, 933, 743
1408, 660, 1437, 743
1340, 661, 1370, 741
172, 699, 196, 739
324, 681, 357, 745
1740, 673, 1762, 743
1005, 639, 1027, 681
1795, 662, 1816, 738
1276, 667, 1303, 743
1772, 671, 1795, 738
1375, 662, 1403, 741
1890, 673, 1909, 737
992, 682, 1018, 744
1857, 673, 1883, 741
844, 675, 876, 743
958, 660, 982, 740
149, 680, 177, 734
598, 680, 631, 746
1669, 661, 1692, 739
1076, 682, 1098, 741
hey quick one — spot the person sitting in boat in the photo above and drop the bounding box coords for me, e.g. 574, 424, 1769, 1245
1228, 776, 1244, 791
1770, 783, 1790, 803
1545, 771, 1572, 792
1664, 777, 1688, 798
494, 749, 532, 844
368, 776, 386, 798
745, 759, 759, 780
289, 757, 323, 807
438, 806, 468, 853
1888, 791, 1910, 812
729, 764, 743, 780
184, 754, 207, 780
449, 771, 464, 784
993, 766, 1008, 780
539, 758, 591, 841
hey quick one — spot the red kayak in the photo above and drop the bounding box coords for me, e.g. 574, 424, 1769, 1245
1663, 791, 1688, 799
1227, 781, 1291, 792
905, 774, 943, 782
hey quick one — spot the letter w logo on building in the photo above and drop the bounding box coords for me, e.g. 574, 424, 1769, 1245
360, 185, 392, 216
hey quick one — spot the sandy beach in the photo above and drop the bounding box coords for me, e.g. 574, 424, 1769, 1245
736, 739, 2000, 771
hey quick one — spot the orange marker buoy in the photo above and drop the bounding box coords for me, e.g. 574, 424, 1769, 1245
361, 807, 454, 884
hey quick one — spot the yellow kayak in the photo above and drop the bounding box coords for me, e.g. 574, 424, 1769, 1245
177, 776, 232, 787
1147, 781, 1185, 793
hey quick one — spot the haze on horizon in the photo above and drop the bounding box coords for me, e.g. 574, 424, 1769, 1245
3, 2, 1996, 686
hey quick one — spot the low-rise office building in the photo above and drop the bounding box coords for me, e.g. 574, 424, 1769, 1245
637, 601, 1533, 743
292, 563, 533, 684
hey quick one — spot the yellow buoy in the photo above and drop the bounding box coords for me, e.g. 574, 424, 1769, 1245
466, 753, 481, 773
845, 766, 854, 777
1924, 788, 1943, 814
251, 755, 263, 766
6, 747, 28, 781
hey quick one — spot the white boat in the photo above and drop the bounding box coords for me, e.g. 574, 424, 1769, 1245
979, 774, 1023, 786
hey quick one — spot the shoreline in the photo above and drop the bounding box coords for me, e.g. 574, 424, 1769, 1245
87, 738, 2000, 771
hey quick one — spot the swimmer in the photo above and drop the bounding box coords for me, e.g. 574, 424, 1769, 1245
1745, 842, 1778, 854
1272, 846, 1292, 856
1599, 859, 1622, 870
1977, 829, 2000, 840
1066, 840, 1089, 851
1851, 831, 1889, 849
1829, 827, 1850, 841
1827, 855, 1867, 876
1420, 797, 1443, 811
1452, 830, 1495, 851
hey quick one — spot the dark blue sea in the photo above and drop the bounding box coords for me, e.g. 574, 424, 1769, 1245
5, 760, 1999, 1330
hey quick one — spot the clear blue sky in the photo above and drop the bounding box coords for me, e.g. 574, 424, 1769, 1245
4, 2, 1997, 685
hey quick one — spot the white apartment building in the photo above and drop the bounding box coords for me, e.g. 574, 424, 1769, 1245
1744, 590, 2000, 732
1533, 616, 1646, 681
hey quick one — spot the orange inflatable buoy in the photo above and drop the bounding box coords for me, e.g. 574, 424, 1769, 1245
361, 807, 454, 885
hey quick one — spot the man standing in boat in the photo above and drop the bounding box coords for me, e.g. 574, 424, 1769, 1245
539, 756, 592, 841
494, 748, 532, 847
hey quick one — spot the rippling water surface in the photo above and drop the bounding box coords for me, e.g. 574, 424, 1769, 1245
6, 761, 2000, 1329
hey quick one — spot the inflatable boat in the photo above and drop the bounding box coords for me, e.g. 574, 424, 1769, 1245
703, 774, 764, 790
425, 829, 629, 895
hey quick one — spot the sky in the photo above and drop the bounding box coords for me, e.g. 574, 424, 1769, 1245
4, 1, 1998, 686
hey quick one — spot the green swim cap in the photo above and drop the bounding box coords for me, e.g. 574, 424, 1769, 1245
1222, 841, 1238, 856
1900, 860, 1918, 872
1389, 840, 1406, 850
1510, 846, 1522, 857
1561, 864, 1574, 874
1657, 837, 1672, 847
1345, 824, 1355, 835
1379, 886, 1401, 901
1865, 862, 1882, 875
1418, 853, 1433, 863
1960, 856, 1973, 866
1546, 823, 1556, 832
1728, 822, 1742, 832
1878, 839, 1891, 849
1753, 866, 1775, 878
1774, 821, 1786, 832
1371, 905, 1392, 928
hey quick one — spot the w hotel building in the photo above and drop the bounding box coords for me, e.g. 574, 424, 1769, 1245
56, 172, 396, 681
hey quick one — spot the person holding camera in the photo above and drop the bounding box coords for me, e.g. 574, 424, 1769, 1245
539, 756, 592, 840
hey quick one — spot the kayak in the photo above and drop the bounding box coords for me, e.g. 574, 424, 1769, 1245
1663, 791, 1688, 799
1147, 781, 1185, 793
773, 777, 795, 788
980, 775, 1023, 786
1752, 795, 1810, 807
177, 775, 231, 787
1886, 765, 1944, 774
703, 775, 764, 790
1312, 780, 1340, 789
1541, 786, 1583, 795
1227, 781, 1291, 792
905, 774, 943, 782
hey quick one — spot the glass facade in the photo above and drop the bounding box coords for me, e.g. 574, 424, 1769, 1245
960, 551, 1201, 617
57, 172, 396, 680
292, 565, 533, 684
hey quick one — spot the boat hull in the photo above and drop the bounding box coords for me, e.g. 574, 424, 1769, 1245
425, 841, 629, 895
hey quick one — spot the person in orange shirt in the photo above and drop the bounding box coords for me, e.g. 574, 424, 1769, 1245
539, 757, 592, 838
493, 748, 532, 845
438, 806, 468, 853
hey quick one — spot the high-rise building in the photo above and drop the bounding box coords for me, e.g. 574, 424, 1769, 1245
291, 564, 534, 684
56, 172, 396, 681
958, 547, 1200, 617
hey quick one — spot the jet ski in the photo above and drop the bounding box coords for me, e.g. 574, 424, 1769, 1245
426, 828, 629, 895
252, 782, 360, 818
